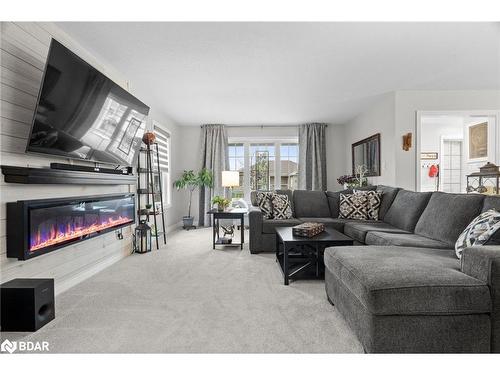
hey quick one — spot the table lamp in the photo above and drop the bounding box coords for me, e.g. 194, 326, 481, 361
221, 171, 248, 211
222, 171, 240, 199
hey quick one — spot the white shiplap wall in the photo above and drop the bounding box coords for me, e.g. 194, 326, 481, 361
0, 22, 135, 294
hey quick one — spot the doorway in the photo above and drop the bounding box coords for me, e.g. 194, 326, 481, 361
416, 111, 498, 192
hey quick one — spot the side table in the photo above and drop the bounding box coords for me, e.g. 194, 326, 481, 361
207, 208, 247, 250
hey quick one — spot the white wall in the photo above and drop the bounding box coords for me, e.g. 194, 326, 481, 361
340, 90, 500, 191
395, 90, 500, 190
0, 22, 182, 294
326, 124, 346, 191
342, 92, 396, 186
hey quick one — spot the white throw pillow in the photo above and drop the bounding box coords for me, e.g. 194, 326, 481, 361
455, 209, 500, 259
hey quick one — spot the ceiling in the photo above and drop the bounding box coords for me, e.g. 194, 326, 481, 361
57, 22, 500, 126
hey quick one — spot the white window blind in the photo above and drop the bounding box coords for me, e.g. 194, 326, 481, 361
154, 125, 170, 172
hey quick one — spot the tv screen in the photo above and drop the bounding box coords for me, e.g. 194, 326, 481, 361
27, 39, 150, 166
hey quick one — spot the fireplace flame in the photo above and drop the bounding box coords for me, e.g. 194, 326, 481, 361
30, 216, 132, 252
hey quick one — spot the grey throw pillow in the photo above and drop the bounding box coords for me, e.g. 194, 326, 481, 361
455, 209, 500, 259
256, 192, 274, 219
271, 194, 293, 219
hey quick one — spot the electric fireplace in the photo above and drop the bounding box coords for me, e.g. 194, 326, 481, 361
7, 193, 135, 260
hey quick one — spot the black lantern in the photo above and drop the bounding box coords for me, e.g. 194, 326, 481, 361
134, 220, 152, 253
467, 162, 500, 195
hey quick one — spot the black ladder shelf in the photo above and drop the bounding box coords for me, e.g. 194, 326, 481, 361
137, 143, 167, 249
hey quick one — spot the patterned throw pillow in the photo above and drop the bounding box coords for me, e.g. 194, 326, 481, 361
354, 190, 382, 220
256, 192, 274, 219
455, 209, 500, 259
339, 193, 368, 220
271, 194, 293, 219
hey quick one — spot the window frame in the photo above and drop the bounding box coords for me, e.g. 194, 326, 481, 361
228, 137, 299, 202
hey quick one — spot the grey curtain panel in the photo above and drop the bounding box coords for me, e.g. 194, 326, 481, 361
198, 124, 229, 227
298, 123, 328, 191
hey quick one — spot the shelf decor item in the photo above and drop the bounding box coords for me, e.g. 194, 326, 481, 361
134, 220, 152, 254
142, 131, 156, 145
212, 196, 230, 212
292, 222, 326, 238
467, 162, 500, 195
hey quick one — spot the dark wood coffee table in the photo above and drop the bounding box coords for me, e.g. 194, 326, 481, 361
275, 226, 353, 285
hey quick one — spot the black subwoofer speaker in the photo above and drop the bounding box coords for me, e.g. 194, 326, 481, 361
1, 278, 55, 332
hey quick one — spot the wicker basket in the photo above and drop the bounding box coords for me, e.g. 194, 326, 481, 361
292, 222, 325, 237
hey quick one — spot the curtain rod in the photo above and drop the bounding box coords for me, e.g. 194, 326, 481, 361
199, 124, 328, 128
199, 125, 299, 128
227, 125, 299, 129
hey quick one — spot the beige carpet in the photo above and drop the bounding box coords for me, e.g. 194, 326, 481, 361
2, 228, 363, 353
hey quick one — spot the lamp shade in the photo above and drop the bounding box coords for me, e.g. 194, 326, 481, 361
222, 171, 240, 187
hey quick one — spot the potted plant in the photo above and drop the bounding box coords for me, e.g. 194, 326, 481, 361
174, 169, 213, 229
337, 175, 357, 189
212, 196, 230, 212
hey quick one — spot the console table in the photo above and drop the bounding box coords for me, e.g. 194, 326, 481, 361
207, 209, 247, 250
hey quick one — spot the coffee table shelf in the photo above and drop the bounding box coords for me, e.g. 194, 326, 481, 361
275, 226, 353, 285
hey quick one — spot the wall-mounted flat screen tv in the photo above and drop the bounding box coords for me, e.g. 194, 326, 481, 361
26, 39, 150, 166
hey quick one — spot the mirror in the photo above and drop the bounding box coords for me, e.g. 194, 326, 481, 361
352, 133, 381, 176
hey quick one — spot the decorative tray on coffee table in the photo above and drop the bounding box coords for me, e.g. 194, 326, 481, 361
292, 222, 325, 237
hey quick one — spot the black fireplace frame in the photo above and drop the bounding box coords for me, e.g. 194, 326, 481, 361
7, 193, 135, 261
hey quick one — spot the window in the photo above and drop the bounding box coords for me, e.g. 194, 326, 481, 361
228, 139, 298, 202
227, 143, 245, 198
153, 124, 171, 207
280, 143, 299, 190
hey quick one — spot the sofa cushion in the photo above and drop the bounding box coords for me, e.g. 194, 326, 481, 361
455, 209, 500, 259
483, 195, 500, 212
365, 232, 451, 249
482, 196, 500, 245
354, 190, 382, 220
414, 192, 485, 247
251, 190, 295, 214
255, 192, 274, 219
326, 186, 377, 218
383, 190, 432, 231
271, 193, 293, 219
326, 190, 346, 218
262, 218, 302, 234
275, 190, 294, 215
344, 222, 410, 244
324, 246, 491, 315
375, 185, 401, 220
339, 193, 369, 220
293, 190, 330, 217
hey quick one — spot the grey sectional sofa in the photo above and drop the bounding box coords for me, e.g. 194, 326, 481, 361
248, 186, 500, 353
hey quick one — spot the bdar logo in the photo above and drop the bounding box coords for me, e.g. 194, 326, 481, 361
1, 339, 17, 353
